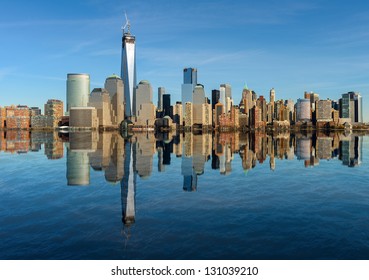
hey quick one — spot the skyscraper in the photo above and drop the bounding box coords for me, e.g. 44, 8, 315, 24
340, 92, 363, 123
183, 67, 197, 85
105, 74, 124, 125
158, 87, 165, 112
162, 94, 171, 117
181, 67, 198, 126
121, 15, 137, 119
66, 73, 90, 115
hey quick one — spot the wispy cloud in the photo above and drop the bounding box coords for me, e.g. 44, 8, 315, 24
49, 39, 101, 59
0, 17, 120, 29
0, 67, 16, 80
89, 48, 120, 56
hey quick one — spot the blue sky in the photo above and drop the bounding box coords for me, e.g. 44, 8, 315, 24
1, 0, 369, 120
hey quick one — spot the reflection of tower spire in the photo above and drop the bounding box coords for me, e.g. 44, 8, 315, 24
121, 139, 136, 227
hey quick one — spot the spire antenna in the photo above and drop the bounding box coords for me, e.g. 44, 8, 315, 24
122, 12, 131, 34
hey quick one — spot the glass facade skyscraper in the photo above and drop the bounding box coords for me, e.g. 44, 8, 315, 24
66, 73, 90, 115
121, 21, 137, 119
183, 68, 197, 85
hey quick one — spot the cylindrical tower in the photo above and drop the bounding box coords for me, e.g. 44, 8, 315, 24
66, 73, 90, 115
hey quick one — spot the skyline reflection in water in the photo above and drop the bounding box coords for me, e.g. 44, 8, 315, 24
0, 130, 367, 259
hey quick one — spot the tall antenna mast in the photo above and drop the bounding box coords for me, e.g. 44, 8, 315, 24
122, 12, 131, 34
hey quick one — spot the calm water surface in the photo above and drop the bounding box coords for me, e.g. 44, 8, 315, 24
1, 130, 369, 260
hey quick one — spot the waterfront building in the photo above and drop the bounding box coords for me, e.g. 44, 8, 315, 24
340, 92, 362, 123
29, 107, 41, 117
5, 105, 30, 129
69, 107, 98, 129
0, 107, 6, 129
44, 99, 63, 127
316, 100, 333, 122
45, 99, 63, 119
88, 88, 112, 127
66, 73, 90, 115
135, 80, 155, 126
121, 16, 136, 119
104, 75, 124, 125
296, 99, 311, 122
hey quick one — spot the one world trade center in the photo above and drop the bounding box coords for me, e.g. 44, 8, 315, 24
121, 14, 136, 119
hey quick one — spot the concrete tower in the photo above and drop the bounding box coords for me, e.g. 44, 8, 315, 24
105, 74, 124, 125
121, 14, 137, 119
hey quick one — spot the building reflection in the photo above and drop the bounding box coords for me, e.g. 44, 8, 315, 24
0, 129, 366, 241
66, 131, 97, 186
121, 138, 136, 226
0, 130, 64, 156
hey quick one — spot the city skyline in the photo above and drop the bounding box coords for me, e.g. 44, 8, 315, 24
2, 1, 369, 120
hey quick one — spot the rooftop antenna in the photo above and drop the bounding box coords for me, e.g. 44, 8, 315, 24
122, 12, 131, 34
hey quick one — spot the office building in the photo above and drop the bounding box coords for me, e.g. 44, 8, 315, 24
296, 99, 311, 122
45, 99, 63, 126
181, 68, 198, 126
88, 88, 112, 126
135, 81, 155, 126
340, 92, 362, 123
316, 100, 332, 121
69, 107, 98, 129
173, 102, 183, 125
183, 67, 197, 85
5, 105, 30, 129
66, 73, 90, 115
121, 16, 137, 119
157, 87, 165, 112
211, 90, 220, 110
162, 94, 171, 117
104, 74, 124, 125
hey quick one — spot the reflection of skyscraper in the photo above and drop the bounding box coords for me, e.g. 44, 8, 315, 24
121, 139, 136, 225
296, 136, 311, 160
340, 135, 362, 167
182, 133, 197, 191
134, 133, 155, 178
121, 16, 136, 119
67, 131, 97, 186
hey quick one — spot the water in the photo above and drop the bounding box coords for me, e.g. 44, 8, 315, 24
1, 130, 369, 260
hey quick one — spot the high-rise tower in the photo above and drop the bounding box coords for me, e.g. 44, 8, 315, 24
66, 73, 90, 115
121, 14, 137, 119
